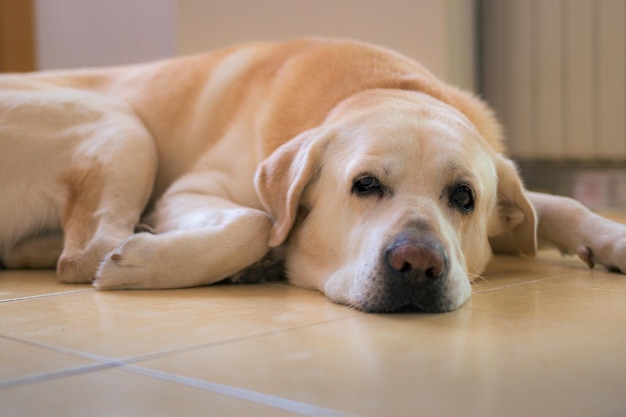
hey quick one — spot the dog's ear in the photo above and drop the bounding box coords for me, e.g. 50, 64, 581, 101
255, 127, 332, 247
488, 155, 538, 257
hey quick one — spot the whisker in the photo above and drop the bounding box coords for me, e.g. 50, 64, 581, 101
468, 273, 491, 286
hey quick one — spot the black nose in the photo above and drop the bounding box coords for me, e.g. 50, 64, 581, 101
385, 234, 447, 283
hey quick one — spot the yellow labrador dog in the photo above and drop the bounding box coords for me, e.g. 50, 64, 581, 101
1, 38, 624, 312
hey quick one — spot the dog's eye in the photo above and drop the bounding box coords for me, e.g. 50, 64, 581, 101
352, 176, 384, 197
450, 185, 474, 214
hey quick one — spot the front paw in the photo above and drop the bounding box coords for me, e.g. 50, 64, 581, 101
94, 233, 158, 289
580, 222, 626, 274
579, 241, 626, 274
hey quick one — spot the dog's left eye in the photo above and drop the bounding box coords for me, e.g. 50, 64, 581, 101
450, 185, 474, 214
352, 176, 384, 197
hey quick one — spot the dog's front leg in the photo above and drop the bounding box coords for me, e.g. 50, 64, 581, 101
527, 191, 626, 273
94, 194, 272, 290
56, 126, 157, 283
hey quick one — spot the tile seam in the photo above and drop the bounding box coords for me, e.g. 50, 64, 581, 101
0, 288, 93, 304
123, 364, 362, 417
473, 273, 572, 294
0, 316, 359, 387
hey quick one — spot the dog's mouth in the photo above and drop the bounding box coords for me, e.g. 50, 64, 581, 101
342, 232, 468, 314
371, 304, 450, 314
354, 288, 457, 314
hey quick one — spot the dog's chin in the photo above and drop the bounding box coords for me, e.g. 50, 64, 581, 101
325, 269, 472, 314
352, 287, 469, 314
329, 293, 468, 314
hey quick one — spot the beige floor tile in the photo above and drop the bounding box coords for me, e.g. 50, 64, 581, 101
474, 254, 572, 292
0, 277, 356, 359
476, 248, 620, 292
0, 270, 88, 302
472, 270, 626, 320
597, 211, 626, 223
0, 367, 302, 417
0, 337, 98, 383
137, 306, 626, 417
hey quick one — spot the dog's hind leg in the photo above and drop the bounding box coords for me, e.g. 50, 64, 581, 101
56, 120, 157, 283
1, 233, 63, 269
94, 192, 273, 290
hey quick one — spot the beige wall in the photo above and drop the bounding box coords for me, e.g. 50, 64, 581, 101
178, 0, 476, 89
34, 0, 176, 69
33, 0, 475, 89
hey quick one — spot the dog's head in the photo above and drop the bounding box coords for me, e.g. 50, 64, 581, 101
256, 89, 536, 313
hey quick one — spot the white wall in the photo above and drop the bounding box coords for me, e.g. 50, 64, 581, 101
178, 0, 476, 89
34, 0, 177, 69
33, 0, 475, 89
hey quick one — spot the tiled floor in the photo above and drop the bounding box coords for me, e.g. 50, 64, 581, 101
2, 219, 626, 417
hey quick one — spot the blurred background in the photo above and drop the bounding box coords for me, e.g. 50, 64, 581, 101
1, 0, 624, 210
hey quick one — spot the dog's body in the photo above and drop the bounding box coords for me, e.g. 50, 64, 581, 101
1, 38, 624, 312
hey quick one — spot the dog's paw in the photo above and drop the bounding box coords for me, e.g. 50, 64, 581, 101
579, 241, 626, 274
57, 237, 121, 283
94, 233, 159, 289
579, 221, 626, 274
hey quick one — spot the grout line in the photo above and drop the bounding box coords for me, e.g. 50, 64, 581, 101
0, 334, 120, 364
0, 334, 362, 416
0, 314, 359, 387
0, 314, 358, 369
0, 362, 115, 389
0, 336, 120, 389
472, 273, 572, 294
0, 288, 92, 304
122, 364, 362, 417
118, 314, 358, 365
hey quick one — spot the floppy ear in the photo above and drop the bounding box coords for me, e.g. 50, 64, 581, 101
254, 127, 332, 247
488, 155, 538, 257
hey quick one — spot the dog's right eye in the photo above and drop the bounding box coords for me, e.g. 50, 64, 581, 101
449, 184, 475, 214
352, 176, 384, 198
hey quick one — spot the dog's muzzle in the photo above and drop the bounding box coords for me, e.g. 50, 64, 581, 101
357, 231, 455, 313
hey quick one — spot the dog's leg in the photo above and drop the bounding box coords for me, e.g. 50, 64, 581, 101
56, 125, 157, 283
94, 194, 272, 289
57, 164, 156, 283
527, 191, 626, 272
493, 191, 626, 273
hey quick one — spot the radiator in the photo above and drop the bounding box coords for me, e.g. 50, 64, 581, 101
481, 0, 626, 161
